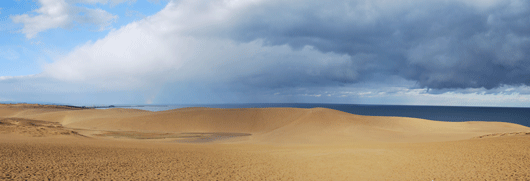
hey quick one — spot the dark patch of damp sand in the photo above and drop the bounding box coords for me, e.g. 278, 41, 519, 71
94, 131, 251, 143
175, 132, 252, 143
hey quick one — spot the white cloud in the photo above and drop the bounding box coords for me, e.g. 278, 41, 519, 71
0, 48, 20, 61
0, 74, 39, 81
299, 94, 321, 97
10, 0, 121, 39
41, 0, 357, 91
75, 0, 136, 6
146, 0, 165, 4
278, 83, 530, 107
11, 0, 70, 38
125, 8, 144, 18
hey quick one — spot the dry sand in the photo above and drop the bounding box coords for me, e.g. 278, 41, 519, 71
1, 104, 529, 180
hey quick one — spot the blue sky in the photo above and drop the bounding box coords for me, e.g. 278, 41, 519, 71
1, 0, 530, 107
0, 0, 166, 76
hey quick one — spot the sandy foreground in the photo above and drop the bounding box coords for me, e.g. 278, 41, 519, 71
1, 104, 529, 180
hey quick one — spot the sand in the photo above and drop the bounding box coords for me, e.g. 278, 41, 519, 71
1, 104, 529, 180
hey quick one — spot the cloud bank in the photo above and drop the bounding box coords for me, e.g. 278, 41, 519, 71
3, 0, 530, 105
216, 0, 530, 89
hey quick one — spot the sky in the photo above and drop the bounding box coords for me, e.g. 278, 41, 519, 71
0, 0, 530, 107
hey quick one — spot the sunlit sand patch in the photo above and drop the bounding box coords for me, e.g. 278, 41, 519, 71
94, 130, 251, 142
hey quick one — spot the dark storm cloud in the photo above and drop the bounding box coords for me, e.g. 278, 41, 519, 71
234, 53, 361, 88
191, 0, 530, 90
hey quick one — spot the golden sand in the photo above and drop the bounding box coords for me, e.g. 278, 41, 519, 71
1, 104, 529, 180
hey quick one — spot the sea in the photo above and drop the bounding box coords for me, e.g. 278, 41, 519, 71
102, 103, 530, 127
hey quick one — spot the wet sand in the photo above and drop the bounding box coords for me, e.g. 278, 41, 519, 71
1, 104, 529, 180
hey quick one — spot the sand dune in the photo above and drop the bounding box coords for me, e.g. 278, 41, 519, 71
12, 105, 529, 144
1, 104, 530, 180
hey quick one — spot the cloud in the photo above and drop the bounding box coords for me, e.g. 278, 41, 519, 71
4, 0, 530, 105
42, 33, 358, 90
75, 0, 137, 6
42, 0, 530, 96
10, 0, 124, 39
219, 0, 530, 90
125, 8, 144, 18
146, 0, 165, 4
41, 0, 361, 91
0, 48, 20, 61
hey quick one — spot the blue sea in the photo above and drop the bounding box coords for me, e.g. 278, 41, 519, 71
105, 104, 530, 127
